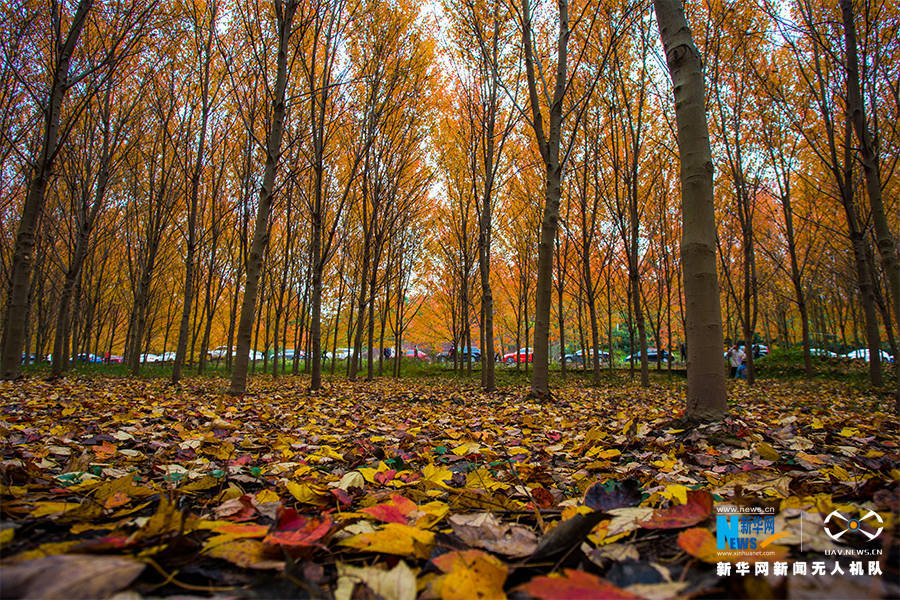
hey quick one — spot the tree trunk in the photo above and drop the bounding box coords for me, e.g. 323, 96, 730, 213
530, 161, 562, 397
841, 0, 899, 409
173, 24, 214, 383
1, 0, 91, 379
654, 0, 728, 419
229, 1, 297, 395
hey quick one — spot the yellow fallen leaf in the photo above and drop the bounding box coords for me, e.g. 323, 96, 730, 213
586, 447, 621, 459
255, 489, 280, 504
452, 442, 480, 456
432, 549, 507, 600
358, 461, 391, 483
422, 463, 453, 489
339, 523, 435, 559
755, 442, 781, 462
662, 484, 688, 505
285, 481, 329, 505
202, 537, 283, 569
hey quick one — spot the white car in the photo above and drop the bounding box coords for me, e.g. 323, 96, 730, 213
844, 349, 894, 363
207, 347, 262, 360
328, 347, 352, 360
810, 348, 838, 357
209, 346, 230, 359
159, 351, 177, 361
140, 353, 160, 363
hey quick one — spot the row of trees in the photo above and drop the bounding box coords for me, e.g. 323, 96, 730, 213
431, 0, 899, 410
1, 0, 898, 417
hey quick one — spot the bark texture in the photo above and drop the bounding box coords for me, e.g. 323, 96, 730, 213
654, 0, 728, 420
230, 0, 298, 395
1, 0, 92, 379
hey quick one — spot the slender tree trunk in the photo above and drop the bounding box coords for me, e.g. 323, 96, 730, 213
349, 233, 371, 382
229, 1, 297, 395
557, 277, 566, 378
841, 0, 899, 409
173, 28, 214, 383
479, 213, 495, 390
654, 0, 727, 419
531, 162, 561, 396
1, 0, 92, 379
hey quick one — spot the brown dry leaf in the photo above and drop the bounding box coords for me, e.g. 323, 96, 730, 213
203, 536, 285, 569
449, 512, 538, 558
334, 561, 417, 600
0, 554, 144, 599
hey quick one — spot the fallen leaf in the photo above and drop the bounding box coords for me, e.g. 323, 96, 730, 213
677, 527, 788, 563
449, 512, 538, 558
203, 537, 284, 569
641, 490, 712, 529
263, 510, 332, 547
335, 560, 417, 600
339, 522, 435, 558
521, 569, 641, 600
0, 554, 144, 599
432, 549, 507, 600
285, 480, 330, 505
583, 479, 641, 511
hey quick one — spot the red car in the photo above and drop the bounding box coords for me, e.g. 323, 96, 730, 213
404, 349, 430, 362
503, 348, 533, 365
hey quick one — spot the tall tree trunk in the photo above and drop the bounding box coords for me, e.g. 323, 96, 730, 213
1, 0, 92, 379
173, 16, 215, 383
349, 231, 372, 382
229, 0, 298, 395
841, 0, 899, 409
654, 0, 727, 419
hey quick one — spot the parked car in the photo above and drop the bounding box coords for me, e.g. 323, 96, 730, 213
140, 353, 161, 363
207, 347, 263, 360
624, 349, 673, 364
159, 351, 177, 362
566, 349, 610, 365
269, 348, 304, 361
437, 346, 481, 363
844, 349, 894, 363
751, 344, 770, 357
810, 348, 838, 358
403, 348, 430, 361
503, 348, 534, 365
208, 346, 230, 359
326, 348, 352, 360
106, 354, 124, 364
75, 353, 103, 363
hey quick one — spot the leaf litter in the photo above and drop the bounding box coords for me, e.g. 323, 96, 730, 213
0, 376, 897, 598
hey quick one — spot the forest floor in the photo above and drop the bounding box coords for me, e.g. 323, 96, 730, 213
0, 375, 897, 599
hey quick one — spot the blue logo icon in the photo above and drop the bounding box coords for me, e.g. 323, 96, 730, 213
716, 515, 776, 550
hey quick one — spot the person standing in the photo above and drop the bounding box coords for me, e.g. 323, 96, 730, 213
726, 345, 745, 378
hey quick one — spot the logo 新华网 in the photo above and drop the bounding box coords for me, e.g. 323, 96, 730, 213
716, 512, 788, 552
